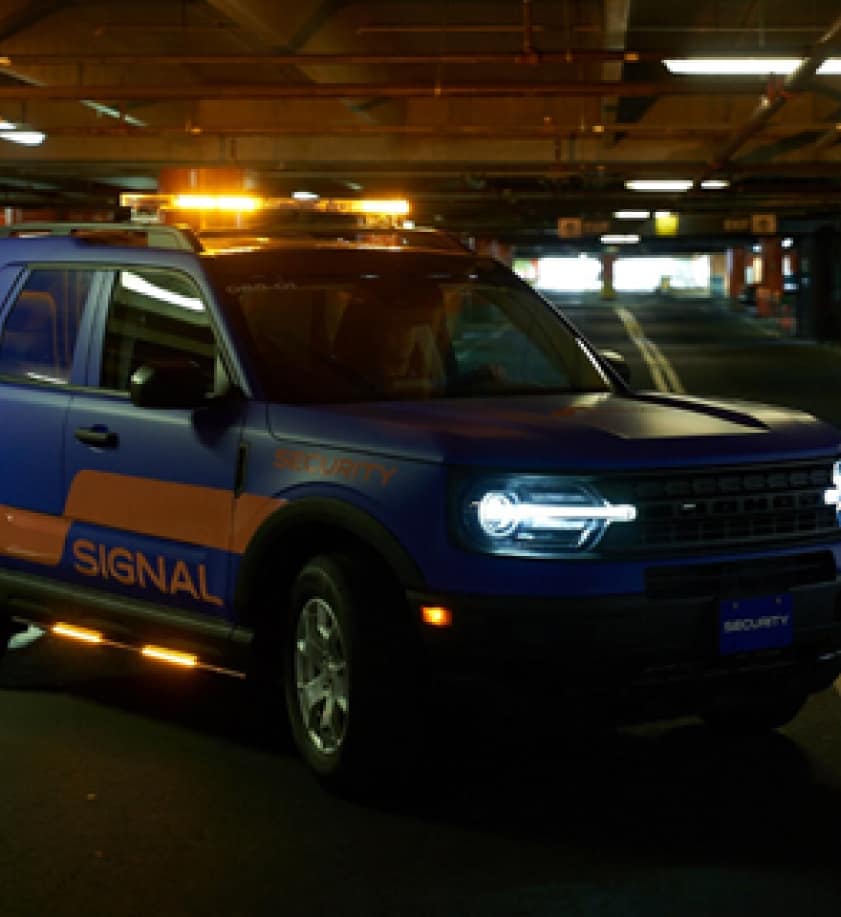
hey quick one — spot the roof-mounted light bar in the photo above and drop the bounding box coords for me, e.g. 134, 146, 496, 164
120, 192, 412, 226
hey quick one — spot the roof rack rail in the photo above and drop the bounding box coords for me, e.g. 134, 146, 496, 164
0, 222, 202, 252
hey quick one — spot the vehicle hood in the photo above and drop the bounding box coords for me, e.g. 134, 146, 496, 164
266, 391, 841, 470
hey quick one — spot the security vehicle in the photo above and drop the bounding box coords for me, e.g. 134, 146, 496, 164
1, 229, 840, 785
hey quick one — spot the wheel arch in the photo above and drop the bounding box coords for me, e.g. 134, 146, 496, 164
233, 497, 426, 632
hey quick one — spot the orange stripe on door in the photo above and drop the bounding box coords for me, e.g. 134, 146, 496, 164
231, 493, 287, 554
64, 470, 284, 554
0, 505, 71, 566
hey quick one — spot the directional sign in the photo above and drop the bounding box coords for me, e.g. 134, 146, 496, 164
557, 218, 582, 238
751, 213, 777, 234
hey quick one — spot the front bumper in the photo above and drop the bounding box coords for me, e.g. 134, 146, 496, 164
408, 576, 841, 720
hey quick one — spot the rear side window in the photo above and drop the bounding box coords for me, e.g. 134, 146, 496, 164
100, 268, 218, 392
0, 268, 95, 384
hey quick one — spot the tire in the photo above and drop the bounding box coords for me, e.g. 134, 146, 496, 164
702, 691, 807, 735
283, 552, 419, 788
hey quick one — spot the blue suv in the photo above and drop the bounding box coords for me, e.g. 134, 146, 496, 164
1, 230, 840, 784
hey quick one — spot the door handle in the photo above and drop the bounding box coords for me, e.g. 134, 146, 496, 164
74, 427, 119, 448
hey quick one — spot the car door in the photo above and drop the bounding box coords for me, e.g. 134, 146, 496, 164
63, 264, 245, 621
0, 264, 100, 576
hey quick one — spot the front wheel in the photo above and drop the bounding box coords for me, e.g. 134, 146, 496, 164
283, 553, 418, 787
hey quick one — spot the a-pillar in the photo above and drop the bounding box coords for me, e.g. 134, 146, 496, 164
473, 238, 514, 267
727, 246, 747, 301
600, 251, 616, 300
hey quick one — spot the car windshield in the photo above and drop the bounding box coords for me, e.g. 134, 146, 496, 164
205, 248, 612, 404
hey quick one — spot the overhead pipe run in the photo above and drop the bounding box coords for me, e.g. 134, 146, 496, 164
0, 80, 770, 102
704, 10, 841, 176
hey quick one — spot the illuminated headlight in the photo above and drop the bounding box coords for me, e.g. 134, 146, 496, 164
823, 460, 841, 523
457, 475, 636, 556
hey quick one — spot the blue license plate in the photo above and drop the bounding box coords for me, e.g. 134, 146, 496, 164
718, 594, 793, 656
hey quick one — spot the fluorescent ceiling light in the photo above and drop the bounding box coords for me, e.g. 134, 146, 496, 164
664, 58, 841, 76
614, 210, 650, 219
292, 190, 319, 201
601, 234, 640, 244
0, 130, 46, 146
700, 179, 730, 190
625, 179, 693, 192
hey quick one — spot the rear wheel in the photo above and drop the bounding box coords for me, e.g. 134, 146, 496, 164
283, 552, 419, 788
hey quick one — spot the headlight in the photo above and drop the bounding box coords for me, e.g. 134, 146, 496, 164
455, 474, 636, 557
823, 460, 841, 522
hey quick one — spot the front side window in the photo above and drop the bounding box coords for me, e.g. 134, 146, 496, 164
207, 249, 610, 404
0, 268, 95, 384
101, 268, 217, 392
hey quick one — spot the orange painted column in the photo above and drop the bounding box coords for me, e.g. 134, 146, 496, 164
761, 237, 783, 316
727, 247, 747, 301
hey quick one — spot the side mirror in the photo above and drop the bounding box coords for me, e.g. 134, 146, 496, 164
130, 360, 209, 409
599, 349, 631, 385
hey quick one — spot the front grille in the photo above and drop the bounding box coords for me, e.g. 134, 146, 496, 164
599, 460, 840, 554
645, 551, 837, 600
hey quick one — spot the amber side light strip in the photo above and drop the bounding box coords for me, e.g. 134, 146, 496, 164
44, 620, 245, 678
141, 645, 198, 668
52, 622, 103, 643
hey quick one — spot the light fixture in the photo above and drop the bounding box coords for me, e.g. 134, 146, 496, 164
625, 179, 693, 192
700, 179, 730, 190
614, 210, 650, 219
0, 129, 46, 146
292, 190, 319, 201
664, 58, 841, 76
601, 234, 640, 244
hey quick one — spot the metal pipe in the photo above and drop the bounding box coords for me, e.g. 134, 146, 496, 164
0, 79, 767, 101
35, 122, 839, 138
0, 50, 663, 66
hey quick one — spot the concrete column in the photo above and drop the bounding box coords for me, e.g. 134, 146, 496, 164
797, 227, 841, 340
727, 247, 747, 301
760, 237, 783, 316
600, 252, 616, 300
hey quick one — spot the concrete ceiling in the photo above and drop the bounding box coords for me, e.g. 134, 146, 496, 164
1, 0, 841, 246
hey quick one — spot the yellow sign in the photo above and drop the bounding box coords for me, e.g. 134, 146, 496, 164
655, 212, 679, 236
